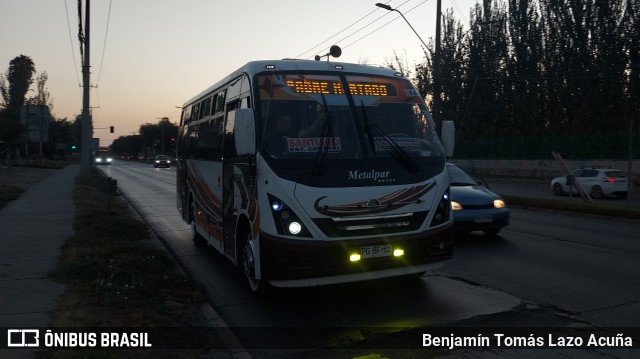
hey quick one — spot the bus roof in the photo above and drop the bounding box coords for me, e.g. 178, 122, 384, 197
182, 59, 405, 107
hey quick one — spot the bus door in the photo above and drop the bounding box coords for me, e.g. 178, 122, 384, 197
222, 109, 237, 259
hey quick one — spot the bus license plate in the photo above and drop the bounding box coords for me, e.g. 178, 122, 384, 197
361, 244, 392, 259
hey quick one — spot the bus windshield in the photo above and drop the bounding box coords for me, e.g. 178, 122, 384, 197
256, 73, 444, 165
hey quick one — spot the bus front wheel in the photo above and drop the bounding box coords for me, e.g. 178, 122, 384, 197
241, 231, 269, 295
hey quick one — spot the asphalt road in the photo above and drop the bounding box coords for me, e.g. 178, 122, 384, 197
99, 161, 640, 358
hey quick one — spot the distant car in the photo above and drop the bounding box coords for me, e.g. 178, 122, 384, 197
94, 154, 112, 165
447, 163, 510, 236
550, 167, 627, 199
153, 155, 171, 168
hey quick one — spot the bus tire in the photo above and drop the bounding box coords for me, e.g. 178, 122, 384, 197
189, 198, 206, 246
240, 230, 269, 295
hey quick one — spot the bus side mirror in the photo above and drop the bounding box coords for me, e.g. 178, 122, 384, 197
441, 120, 455, 158
234, 108, 256, 156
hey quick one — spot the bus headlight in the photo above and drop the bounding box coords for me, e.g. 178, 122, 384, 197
267, 194, 311, 237
431, 188, 451, 226
288, 222, 302, 235
271, 200, 284, 211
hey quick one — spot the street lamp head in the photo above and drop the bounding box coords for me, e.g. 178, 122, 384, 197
375, 3, 393, 11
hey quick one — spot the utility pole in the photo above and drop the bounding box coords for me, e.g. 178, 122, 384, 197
80, 0, 92, 177
432, 0, 442, 130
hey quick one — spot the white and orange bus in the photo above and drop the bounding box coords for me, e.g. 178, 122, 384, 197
176, 59, 454, 293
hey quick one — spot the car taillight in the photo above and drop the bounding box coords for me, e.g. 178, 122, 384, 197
604, 177, 615, 182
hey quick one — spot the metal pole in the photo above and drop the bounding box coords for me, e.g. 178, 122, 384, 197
628, 115, 635, 206
80, 0, 92, 177
433, 0, 442, 129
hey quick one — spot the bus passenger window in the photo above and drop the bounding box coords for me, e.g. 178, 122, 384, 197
200, 97, 212, 119
215, 91, 225, 113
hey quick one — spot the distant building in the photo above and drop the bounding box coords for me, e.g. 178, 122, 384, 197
20, 104, 51, 156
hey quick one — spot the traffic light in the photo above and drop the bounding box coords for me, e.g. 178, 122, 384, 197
110, 126, 114, 133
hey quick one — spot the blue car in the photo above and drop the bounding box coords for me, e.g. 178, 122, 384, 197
447, 163, 510, 236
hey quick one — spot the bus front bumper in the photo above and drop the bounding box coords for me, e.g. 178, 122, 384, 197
260, 223, 453, 288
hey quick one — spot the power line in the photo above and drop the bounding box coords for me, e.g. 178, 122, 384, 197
63, 0, 82, 86
295, 0, 408, 59
341, 0, 431, 54
296, 0, 432, 61
95, 0, 113, 86
450, 0, 470, 27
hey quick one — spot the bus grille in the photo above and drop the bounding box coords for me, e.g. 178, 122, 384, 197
312, 211, 428, 238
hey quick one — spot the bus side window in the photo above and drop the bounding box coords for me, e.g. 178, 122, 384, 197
192, 103, 200, 122
200, 96, 212, 119
210, 116, 224, 161
187, 123, 199, 159
181, 106, 192, 126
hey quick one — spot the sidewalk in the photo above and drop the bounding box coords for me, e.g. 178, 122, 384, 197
0, 164, 78, 358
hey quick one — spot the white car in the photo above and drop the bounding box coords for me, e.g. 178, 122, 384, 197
550, 167, 628, 199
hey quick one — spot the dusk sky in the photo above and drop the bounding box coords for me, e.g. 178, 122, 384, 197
1, 0, 477, 146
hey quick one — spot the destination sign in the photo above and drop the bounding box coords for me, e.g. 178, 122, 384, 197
285, 79, 396, 96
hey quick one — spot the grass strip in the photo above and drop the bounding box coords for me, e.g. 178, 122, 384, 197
40, 169, 224, 358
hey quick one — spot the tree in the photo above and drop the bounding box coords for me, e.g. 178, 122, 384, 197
138, 119, 178, 156
47, 117, 76, 154
26, 71, 53, 111
0, 55, 36, 142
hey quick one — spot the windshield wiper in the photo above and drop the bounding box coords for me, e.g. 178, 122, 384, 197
361, 101, 378, 155
361, 102, 421, 175
311, 94, 335, 177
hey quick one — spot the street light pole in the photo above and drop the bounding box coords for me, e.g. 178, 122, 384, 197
156, 117, 169, 154
375, 3, 429, 50
433, 0, 442, 128
375, 1, 442, 128
80, 0, 92, 177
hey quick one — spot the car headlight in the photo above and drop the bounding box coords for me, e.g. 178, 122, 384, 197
451, 200, 462, 211
494, 199, 506, 209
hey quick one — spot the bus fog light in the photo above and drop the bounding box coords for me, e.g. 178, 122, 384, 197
350, 254, 361, 262
393, 249, 404, 257
288, 221, 302, 234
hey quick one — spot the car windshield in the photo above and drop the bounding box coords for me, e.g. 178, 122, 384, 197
447, 165, 478, 186
156, 155, 168, 160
